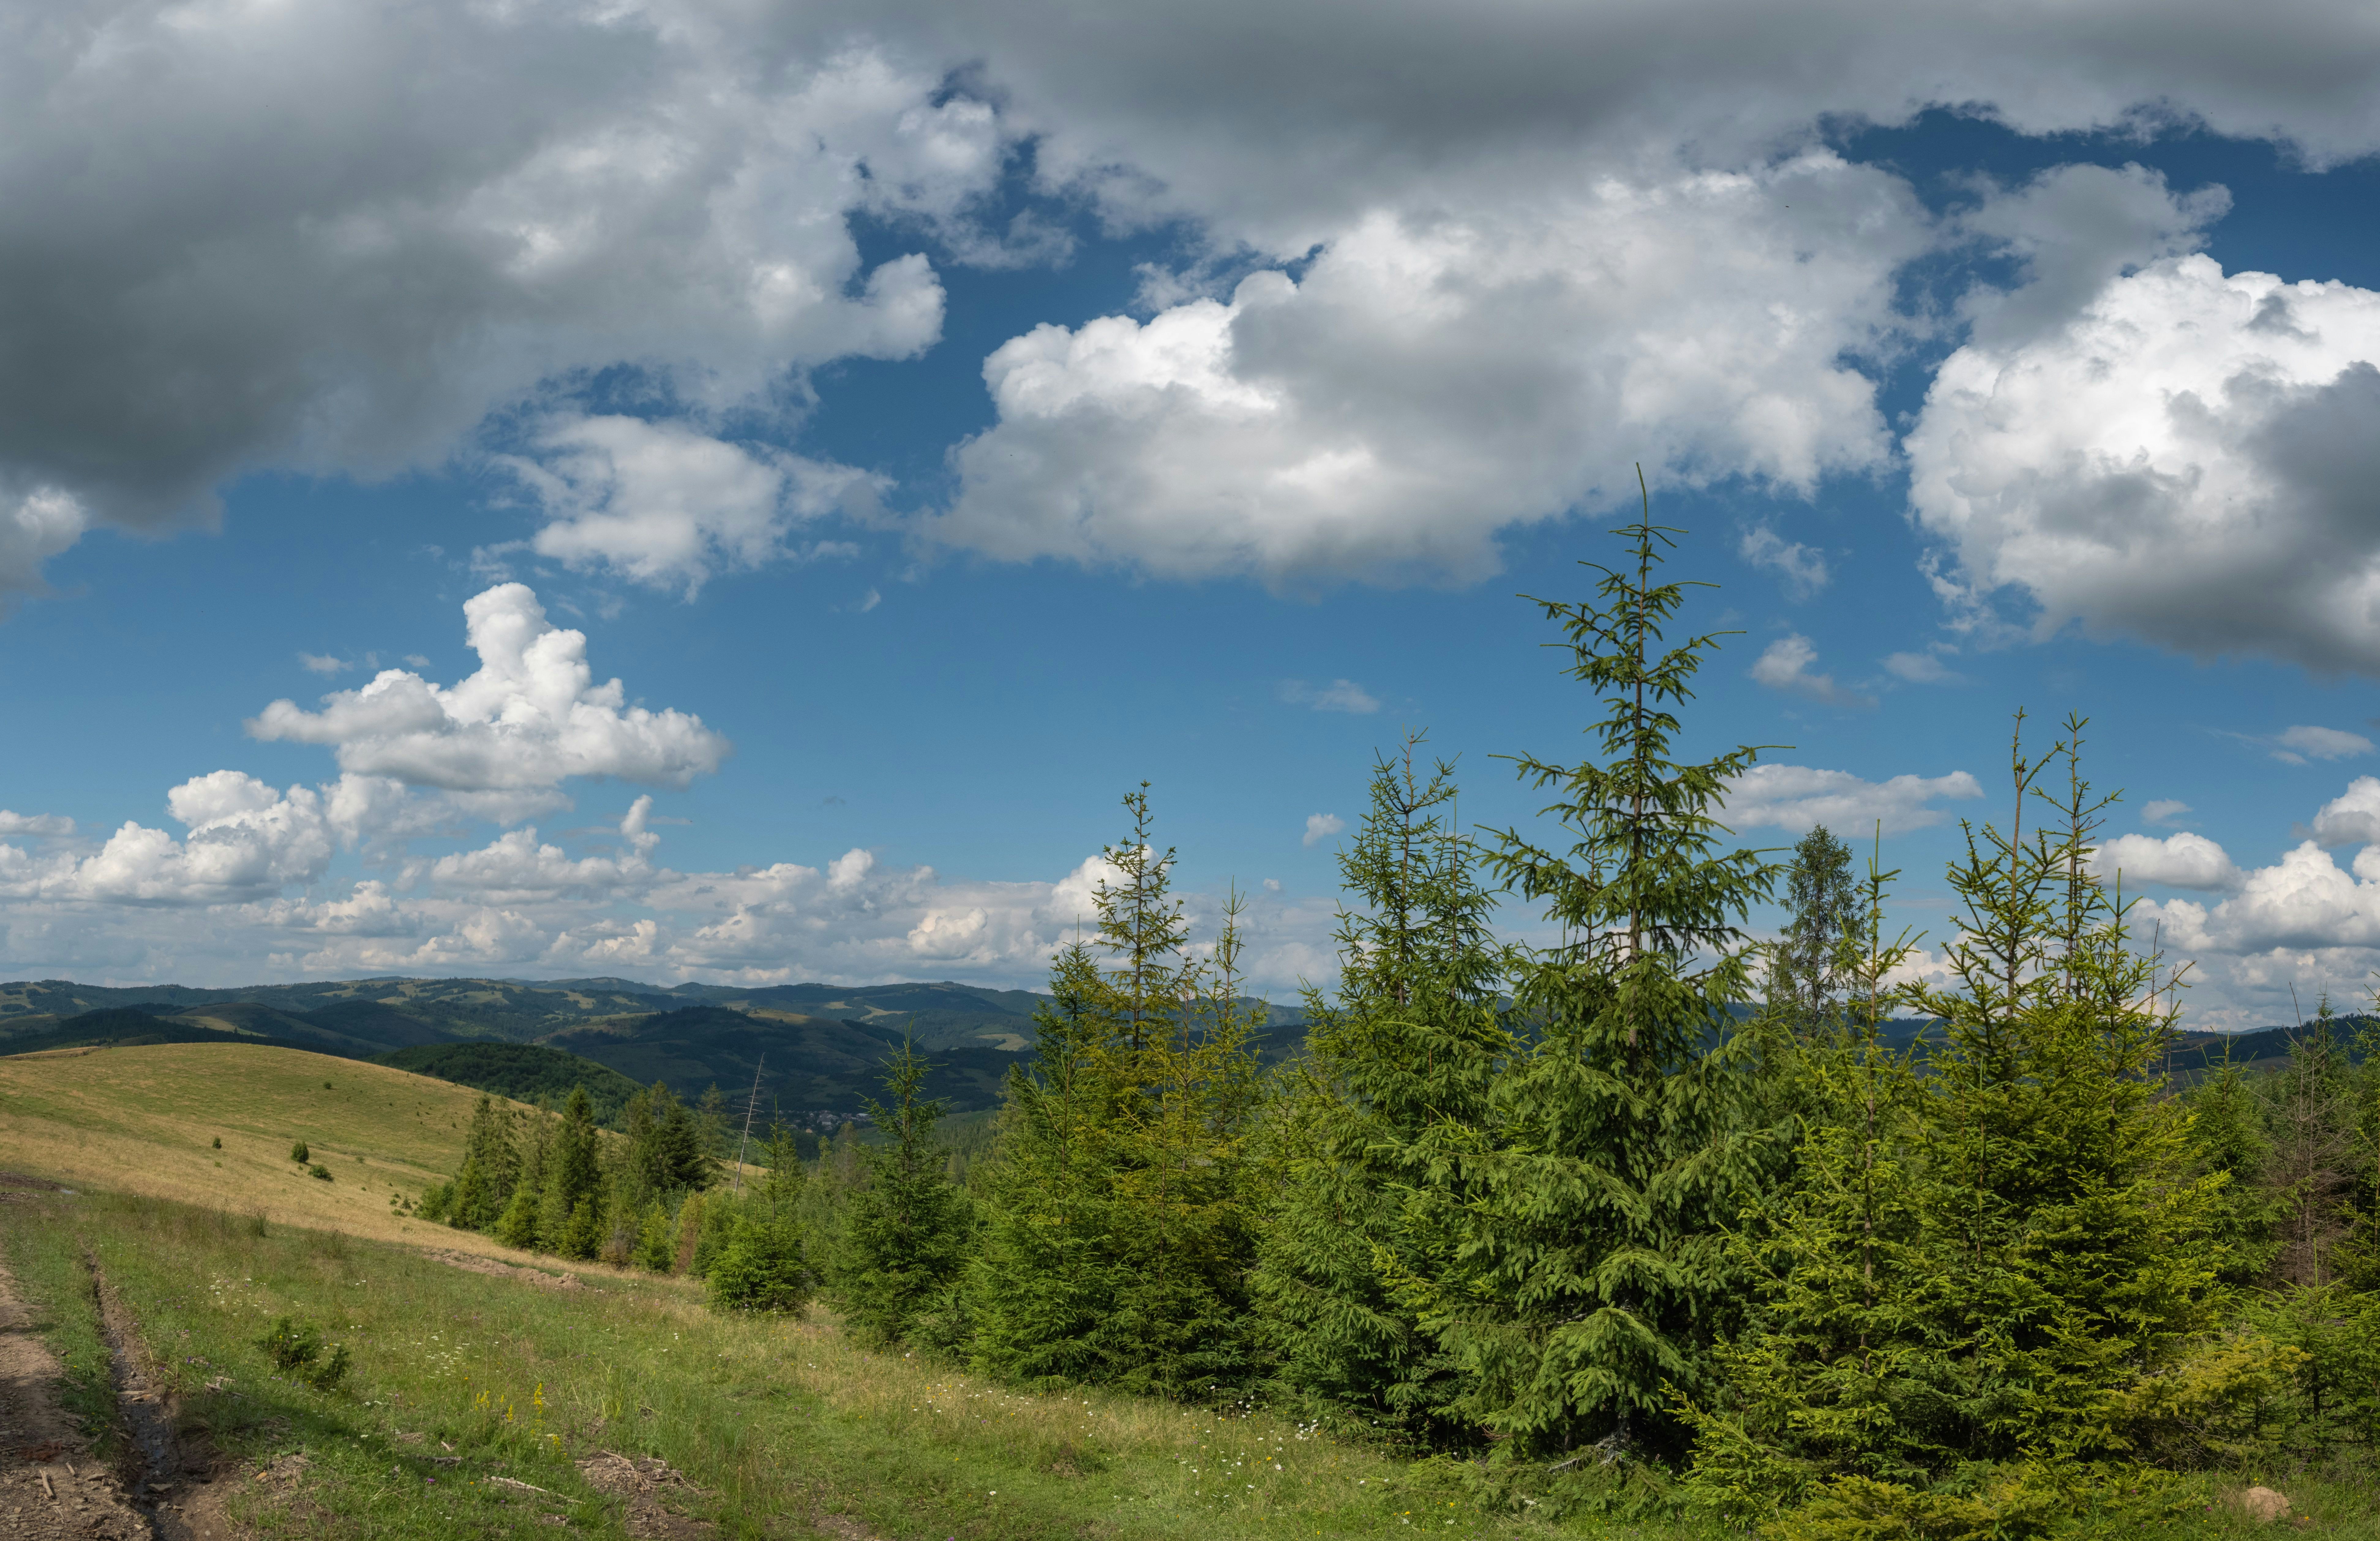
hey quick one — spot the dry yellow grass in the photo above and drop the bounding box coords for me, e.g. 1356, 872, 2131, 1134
0, 1041, 529, 1256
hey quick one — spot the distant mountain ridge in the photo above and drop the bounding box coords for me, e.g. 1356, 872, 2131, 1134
0, 974, 1310, 1117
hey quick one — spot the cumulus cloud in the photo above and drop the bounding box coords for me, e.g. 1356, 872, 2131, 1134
1909, 168, 2380, 672
930, 153, 1925, 584
2143, 799, 2193, 826
1723, 764, 1984, 836
1750, 635, 1876, 708
507, 415, 885, 598
0, 16, 1016, 594
249, 584, 729, 792
1280, 679, 1381, 714
2089, 831, 2242, 891
0, 773, 336, 907
9, 2, 2380, 600
2311, 776, 2380, 847
1303, 814, 1346, 847
1739, 526, 1830, 599
0, 811, 72, 839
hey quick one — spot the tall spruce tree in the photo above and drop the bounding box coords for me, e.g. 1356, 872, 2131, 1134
540, 1087, 604, 1260
1252, 734, 1515, 1441
1404, 490, 1778, 1464
837, 1038, 976, 1348
969, 787, 1267, 1396
1685, 718, 2232, 1531
449, 1095, 523, 1231
1768, 826, 1858, 1033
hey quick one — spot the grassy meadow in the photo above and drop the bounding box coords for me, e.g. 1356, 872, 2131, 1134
3, 1184, 1632, 1540
2, 1039, 2376, 1539
0, 1042, 527, 1252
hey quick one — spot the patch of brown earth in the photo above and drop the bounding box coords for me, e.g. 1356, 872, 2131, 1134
575, 1449, 716, 1538
0, 1251, 148, 1539
88, 1259, 242, 1541
423, 1248, 588, 1289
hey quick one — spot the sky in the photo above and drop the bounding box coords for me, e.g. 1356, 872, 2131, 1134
4, 0, 2380, 1029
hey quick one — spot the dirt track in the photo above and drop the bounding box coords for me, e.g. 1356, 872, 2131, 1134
0, 1250, 149, 1539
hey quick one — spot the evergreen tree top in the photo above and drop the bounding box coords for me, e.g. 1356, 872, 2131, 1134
1484, 470, 1777, 984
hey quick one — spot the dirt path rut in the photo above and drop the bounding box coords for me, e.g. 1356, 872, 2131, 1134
0, 1252, 150, 1539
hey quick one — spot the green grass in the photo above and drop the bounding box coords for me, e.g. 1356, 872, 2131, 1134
5, 1204, 119, 1454
16, 1185, 2380, 1538
9, 1186, 1691, 1540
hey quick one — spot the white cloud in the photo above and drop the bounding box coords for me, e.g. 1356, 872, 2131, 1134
1303, 813, 1346, 847
0, 812, 73, 839
1881, 650, 1964, 686
2110, 778, 2380, 1028
298, 653, 350, 676
0, 486, 88, 605
2311, 776, 2380, 848
931, 153, 1925, 584
2143, 799, 2192, 826
0, 25, 1006, 593
1750, 635, 1875, 709
1739, 526, 1829, 599
9, 2, 2380, 604
2089, 831, 2242, 891
1723, 763, 1985, 836
248, 584, 729, 792
509, 415, 886, 598
2276, 725, 2374, 764
1281, 678, 1381, 714
1909, 168, 2380, 672
0, 773, 340, 907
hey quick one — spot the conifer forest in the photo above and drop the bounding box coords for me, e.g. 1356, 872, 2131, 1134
419, 506, 2379, 1537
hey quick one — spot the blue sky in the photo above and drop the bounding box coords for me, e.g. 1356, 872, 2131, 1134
5, 2, 2380, 1028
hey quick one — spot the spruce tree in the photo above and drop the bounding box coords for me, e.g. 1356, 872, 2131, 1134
2268, 1000, 2358, 1287
970, 788, 1267, 1396
449, 1095, 523, 1231
969, 941, 1130, 1386
1768, 826, 1858, 1033
1685, 718, 2232, 1529
493, 1110, 550, 1250
1407, 494, 1777, 1464
836, 1038, 976, 1348
1252, 734, 1514, 1441
541, 1087, 604, 1260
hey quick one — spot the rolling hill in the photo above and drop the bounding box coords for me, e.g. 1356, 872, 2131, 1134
0, 1040, 520, 1253
1, 973, 1315, 1120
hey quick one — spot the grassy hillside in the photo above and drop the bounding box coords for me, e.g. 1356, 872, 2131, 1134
5, 1186, 1579, 1541
0, 1041, 523, 1254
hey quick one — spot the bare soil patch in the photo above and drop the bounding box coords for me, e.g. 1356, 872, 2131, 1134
0, 1251, 149, 1539
576, 1449, 717, 1538
422, 1248, 589, 1289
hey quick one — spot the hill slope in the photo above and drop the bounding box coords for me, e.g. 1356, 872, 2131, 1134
0, 1041, 522, 1253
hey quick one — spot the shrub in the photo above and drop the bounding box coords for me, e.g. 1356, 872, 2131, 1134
308, 1164, 332, 1182
493, 1187, 541, 1250
257, 1316, 351, 1390
708, 1217, 811, 1314
289, 1139, 310, 1163
211, 1137, 221, 1150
